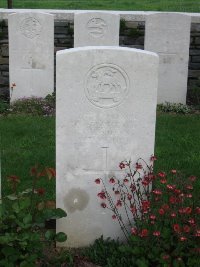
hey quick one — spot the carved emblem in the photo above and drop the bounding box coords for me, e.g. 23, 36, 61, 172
85, 64, 129, 108
20, 17, 42, 39
87, 18, 107, 38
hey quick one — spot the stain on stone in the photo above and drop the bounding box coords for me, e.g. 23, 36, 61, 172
64, 188, 89, 213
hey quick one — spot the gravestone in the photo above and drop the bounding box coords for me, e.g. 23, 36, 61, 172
145, 13, 191, 104
9, 12, 54, 102
74, 12, 120, 47
56, 46, 159, 247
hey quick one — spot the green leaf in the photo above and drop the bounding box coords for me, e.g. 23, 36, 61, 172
6, 194, 18, 200
55, 232, 67, 242
45, 230, 55, 241
23, 213, 32, 224
53, 208, 67, 219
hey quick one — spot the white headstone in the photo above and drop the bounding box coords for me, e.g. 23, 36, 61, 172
9, 12, 54, 102
145, 13, 191, 104
56, 46, 158, 247
74, 12, 120, 47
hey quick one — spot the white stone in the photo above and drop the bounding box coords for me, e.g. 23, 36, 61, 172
9, 12, 54, 101
56, 46, 158, 247
145, 13, 191, 104
74, 12, 120, 47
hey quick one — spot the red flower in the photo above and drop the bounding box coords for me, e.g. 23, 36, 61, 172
109, 177, 115, 184
174, 189, 181, 194
7, 175, 20, 183
188, 218, 195, 225
101, 203, 107, 208
127, 193, 132, 200
195, 230, 200, 237
123, 178, 129, 183
171, 212, 176, 218
159, 208, 165, 215
119, 162, 126, 169
185, 184, 193, 190
195, 207, 200, 214
186, 194, 193, 198
142, 180, 150, 186
97, 191, 106, 199
130, 184, 136, 192
153, 231, 160, 237
131, 227, 137, 235
180, 236, 187, 241
95, 178, 101, 184
150, 155, 157, 161
152, 189, 162, 195
140, 229, 148, 237
173, 224, 181, 233
189, 175, 196, 182
141, 200, 150, 213
150, 214, 156, 220
112, 214, 117, 220
169, 196, 177, 204
171, 169, 177, 174
160, 179, 167, 184
183, 225, 190, 233
158, 172, 166, 178
36, 188, 45, 196
130, 206, 137, 214
167, 184, 176, 190
116, 200, 122, 208
162, 255, 170, 260
162, 204, 169, 211
185, 207, 192, 214
135, 162, 142, 170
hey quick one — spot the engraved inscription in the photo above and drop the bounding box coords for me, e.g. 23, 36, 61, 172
85, 64, 129, 108
87, 18, 107, 38
20, 17, 42, 39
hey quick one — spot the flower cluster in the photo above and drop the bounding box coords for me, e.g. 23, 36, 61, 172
95, 156, 200, 263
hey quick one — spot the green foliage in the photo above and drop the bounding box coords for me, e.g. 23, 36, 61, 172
0, 167, 68, 266
0, 99, 9, 114
84, 236, 135, 267
0, 0, 198, 12
9, 94, 55, 116
92, 161, 200, 267
157, 102, 191, 114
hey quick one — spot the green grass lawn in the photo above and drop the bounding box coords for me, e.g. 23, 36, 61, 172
0, 0, 199, 12
0, 113, 200, 199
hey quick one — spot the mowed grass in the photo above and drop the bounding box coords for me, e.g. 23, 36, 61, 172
0, 113, 200, 198
0, 0, 199, 12
0, 115, 55, 199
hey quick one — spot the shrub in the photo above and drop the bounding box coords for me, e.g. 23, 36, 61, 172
0, 166, 71, 267
94, 157, 200, 267
157, 102, 191, 114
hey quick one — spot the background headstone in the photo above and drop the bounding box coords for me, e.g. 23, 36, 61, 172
56, 46, 158, 247
9, 12, 54, 102
145, 13, 191, 104
74, 12, 120, 47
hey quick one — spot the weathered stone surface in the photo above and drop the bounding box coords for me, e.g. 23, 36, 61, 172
189, 62, 200, 70
74, 12, 120, 47
192, 55, 200, 62
190, 49, 200, 56
0, 56, 8, 64
145, 13, 191, 104
9, 12, 54, 101
56, 46, 158, 247
0, 44, 8, 57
